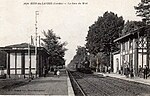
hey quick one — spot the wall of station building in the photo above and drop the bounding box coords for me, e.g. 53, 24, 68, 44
9, 53, 36, 76
113, 53, 120, 73
113, 37, 149, 75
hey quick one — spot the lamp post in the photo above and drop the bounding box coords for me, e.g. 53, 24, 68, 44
28, 38, 31, 79
146, 25, 150, 69
35, 11, 39, 77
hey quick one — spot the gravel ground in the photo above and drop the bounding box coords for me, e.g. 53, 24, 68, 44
0, 69, 68, 95
71, 71, 150, 96
0, 78, 29, 89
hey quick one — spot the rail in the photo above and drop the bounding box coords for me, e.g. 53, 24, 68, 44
67, 70, 87, 96
73, 72, 111, 96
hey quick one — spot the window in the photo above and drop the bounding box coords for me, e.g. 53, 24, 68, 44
129, 40, 133, 49
122, 42, 125, 51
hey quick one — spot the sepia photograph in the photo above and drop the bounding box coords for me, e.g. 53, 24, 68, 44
0, 0, 150, 96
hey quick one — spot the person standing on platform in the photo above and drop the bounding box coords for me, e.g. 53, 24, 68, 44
108, 66, 111, 74
43, 66, 46, 77
143, 65, 148, 79
130, 68, 134, 78
57, 69, 60, 78
138, 65, 142, 77
125, 65, 130, 78
121, 65, 123, 75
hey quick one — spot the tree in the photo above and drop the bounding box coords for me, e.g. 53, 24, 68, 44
86, 11, 124, 56
134, 0, 150, 24
41, 29, 67, 66
85, 12, 124, 69
134, 0, 150, 36
89, 54, 96, 68
68, 46, 88, 69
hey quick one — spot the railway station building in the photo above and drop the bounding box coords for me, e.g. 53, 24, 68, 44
113, 26, 150, 76
0, 43, 49, 78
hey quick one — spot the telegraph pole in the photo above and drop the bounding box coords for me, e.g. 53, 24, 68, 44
35, 11, 39, 77
28, 39, 31, 78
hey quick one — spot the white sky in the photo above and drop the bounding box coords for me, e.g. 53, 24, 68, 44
0, 0, 141, 64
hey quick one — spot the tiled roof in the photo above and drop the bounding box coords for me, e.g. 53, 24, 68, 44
5, 43, 34, 48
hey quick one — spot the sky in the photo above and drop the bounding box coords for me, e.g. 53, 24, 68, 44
0, 0, 141, 64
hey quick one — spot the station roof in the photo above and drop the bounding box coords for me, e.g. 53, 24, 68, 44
5, 43, 34, 48
114, 26, 145, 43
0, 43, 49, 56
114, 33, 132, 42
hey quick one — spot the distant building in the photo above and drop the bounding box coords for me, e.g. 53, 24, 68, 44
113, 27, 150, 76
113, 51, 120, 73
0, 43, 49, 78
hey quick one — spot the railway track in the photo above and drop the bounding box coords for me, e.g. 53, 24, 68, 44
96, 74, 150, 95
68, 71, 111, 96
71, 72, 131, 96
68, 70, 86, 96
68, 70, 150, 96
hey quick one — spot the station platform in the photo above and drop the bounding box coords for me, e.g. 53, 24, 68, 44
95, 72, 150, 86
0, 69, 75, 96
